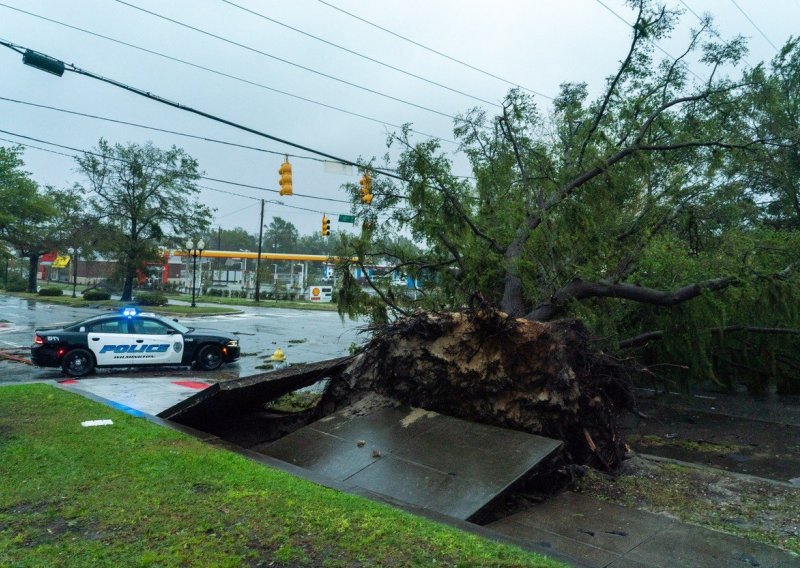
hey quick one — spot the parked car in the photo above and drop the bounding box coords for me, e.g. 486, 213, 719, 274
31, 307, 240, 377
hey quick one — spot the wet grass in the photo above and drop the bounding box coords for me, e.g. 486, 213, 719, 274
627, 434, 750, 454
2, 292, 239, 316
265, 391, 321, 413
170, 294, 339, 312
577, 456, 800, 554
0, 384, 562, 567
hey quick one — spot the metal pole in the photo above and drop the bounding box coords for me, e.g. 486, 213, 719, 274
254, 199, 265, 302
71, 250, 77, 298
190, 250, 197, 308
198, 249, 204, 299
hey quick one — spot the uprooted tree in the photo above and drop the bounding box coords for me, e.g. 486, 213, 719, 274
337, 1, 800, 397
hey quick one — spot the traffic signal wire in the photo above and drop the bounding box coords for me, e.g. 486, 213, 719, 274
315, 0, 554, 101
728, 0, 779, 52
593, 0, 706, 83
0, 2, 454, 145
0, 95, 332, 164
0, 38, 406, 182
0, 128, 352, 204
112, 0, 457, 120
219, 0, 501, 109
0, 133, 351, 219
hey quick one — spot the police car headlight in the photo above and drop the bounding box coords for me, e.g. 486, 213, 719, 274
226, 340, 239, 347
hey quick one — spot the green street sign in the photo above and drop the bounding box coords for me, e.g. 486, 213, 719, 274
338, 214, 356, 223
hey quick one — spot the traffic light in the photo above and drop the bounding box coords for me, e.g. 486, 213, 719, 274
322, 214, 331, 237
359, 173, 373, 204
278, 159, 292, 196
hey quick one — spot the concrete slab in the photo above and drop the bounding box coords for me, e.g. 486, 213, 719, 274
59, 377, 211, 416
510, 492, 673, 555
623, 524, 797, 568
488, 492, 799, 568
489, 518, 620, 568
262, 405, 562, 521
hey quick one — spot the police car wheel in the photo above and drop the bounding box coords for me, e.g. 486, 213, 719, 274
196, 344, 223, 371
62, 349, 95, 377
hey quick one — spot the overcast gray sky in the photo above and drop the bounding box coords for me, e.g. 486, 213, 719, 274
2, 0, 798, 238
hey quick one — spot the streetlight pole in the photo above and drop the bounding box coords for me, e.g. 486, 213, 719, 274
67, 247, 77, 298
185, 239, 205, 308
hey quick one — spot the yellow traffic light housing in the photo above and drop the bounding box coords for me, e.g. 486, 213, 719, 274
322, 214, 331, 236
278, 159, 293, 196
359, 173, 373, 204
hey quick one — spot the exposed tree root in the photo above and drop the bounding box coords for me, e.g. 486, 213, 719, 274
320, 306, 636, 471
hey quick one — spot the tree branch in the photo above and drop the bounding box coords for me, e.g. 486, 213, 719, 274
525, 275, 738, 321
620, 326, 800, 349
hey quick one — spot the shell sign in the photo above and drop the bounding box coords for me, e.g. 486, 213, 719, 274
307, 285, 333, 303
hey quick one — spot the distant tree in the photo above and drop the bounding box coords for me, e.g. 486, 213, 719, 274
0, 146, 85, 292
76, 140, 212, 301
263, 217, 299, 253
203, 226, 257, 251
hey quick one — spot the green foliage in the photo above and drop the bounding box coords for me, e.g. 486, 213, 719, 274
332, 8, 800, 396
202, 226, 256, 251
263, 217, 299, 253
0, 146, 85, 292
37, 287, 63, 297
75, 140, 212, 301
133, 291, 168, 306
3, 274, 27, 292
82, 290, 111, 301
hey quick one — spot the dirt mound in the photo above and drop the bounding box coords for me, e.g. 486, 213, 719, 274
321, 306, 636, 471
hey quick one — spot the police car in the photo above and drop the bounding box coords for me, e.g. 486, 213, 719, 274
31, 307, 240, 377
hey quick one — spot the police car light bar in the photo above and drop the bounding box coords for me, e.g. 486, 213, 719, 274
121, 307, 139, 317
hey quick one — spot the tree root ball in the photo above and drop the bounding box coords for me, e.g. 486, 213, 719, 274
322, 307, 636, 471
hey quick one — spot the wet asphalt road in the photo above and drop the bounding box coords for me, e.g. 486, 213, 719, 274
0, 295, 365, 383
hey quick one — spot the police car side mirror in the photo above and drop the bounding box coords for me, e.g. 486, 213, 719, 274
79, 326, 86, 332
173, 319, 179, 322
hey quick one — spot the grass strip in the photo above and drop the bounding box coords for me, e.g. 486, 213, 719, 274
170, 294, 340, 312
1, 292, 239, 316
0, 384, 561, 567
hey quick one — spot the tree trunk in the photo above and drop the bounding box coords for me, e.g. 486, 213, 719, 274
26, 254, 40, 293
121, 277, 134, 302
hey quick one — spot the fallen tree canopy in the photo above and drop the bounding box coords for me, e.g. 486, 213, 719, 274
320, 305, 636, 472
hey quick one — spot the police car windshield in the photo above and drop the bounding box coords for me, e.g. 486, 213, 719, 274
153, 315, 191, 334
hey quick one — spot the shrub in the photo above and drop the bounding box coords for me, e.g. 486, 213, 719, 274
37, 287, 64, 297
134, 291, 167, 306
3, 275, 27, 292
83, 290, 111, 301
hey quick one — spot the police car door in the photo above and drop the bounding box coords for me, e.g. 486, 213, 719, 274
86, 317, 130, 366
129, 318, 184, 365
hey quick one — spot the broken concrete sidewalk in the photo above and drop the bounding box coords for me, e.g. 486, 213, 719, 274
261, 403, 562, 522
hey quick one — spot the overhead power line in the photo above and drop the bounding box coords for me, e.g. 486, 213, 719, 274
0, 134, 359, 218
112, 0, 457, 120
0, 2, 454, 145
728, 0, 779, 52
0, 128, 352, 204
0, 37, 406, 182
593, 0, 705, 82
677, 0, 755, 68
315, 0, 554, 101
220, 0, 500, 108
0, 95, 328, 163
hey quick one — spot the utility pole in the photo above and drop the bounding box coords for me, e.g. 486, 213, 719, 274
254, 199, 264, 302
